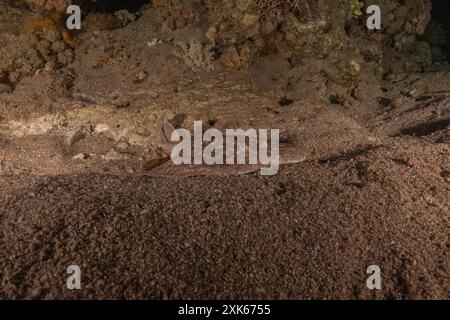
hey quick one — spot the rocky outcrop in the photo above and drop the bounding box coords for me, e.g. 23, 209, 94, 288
3, 0, 444, 102
24, 0, 71, 12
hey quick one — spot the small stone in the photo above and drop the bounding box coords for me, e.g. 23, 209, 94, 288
285, 31, 297, 43
350, 60, 360, 73
262, 20, 277, 35
423, 194, 439, 207
116, 140, 130, 151
241, 14, 259, 27
241, 14, 260, 37
57, 49, 73, 65
206, 26, 217, 44
236, 0, 251, 12
51, 40, 65, 53
43, 62, 56, 72
103, 149, 128, 161
147, 38, 162, 47
73, 153, 91, 160
30, 288, 42, 299
113, 97, 130, 108
220, 46, 242, 69
135, 71, 148, 83
93, 124, 109, 134
43, 29, 60, 43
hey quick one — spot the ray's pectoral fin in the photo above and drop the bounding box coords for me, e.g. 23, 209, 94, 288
279, 144, 307, 165
148, 113, 309, 176
162, 116, 176, 143
155, 113, 177, 156
143, 113, 177, 171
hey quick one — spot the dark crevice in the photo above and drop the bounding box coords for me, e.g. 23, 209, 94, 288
56, 0, 152, 14
423, 0, 450, 63
399, 119, 450, 137
278, 96, 294, 107
85, 0, 151, 14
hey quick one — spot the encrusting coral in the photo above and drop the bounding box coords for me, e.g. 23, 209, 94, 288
174, 39, 215, 72
24, 9, 80, 48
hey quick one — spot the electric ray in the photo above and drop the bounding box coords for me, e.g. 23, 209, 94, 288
146, 114, 307, 177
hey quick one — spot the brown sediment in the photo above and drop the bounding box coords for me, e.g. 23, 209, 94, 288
0, 0, 449, 299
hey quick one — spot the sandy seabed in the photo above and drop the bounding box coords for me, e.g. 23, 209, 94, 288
0, 1, 449, 299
